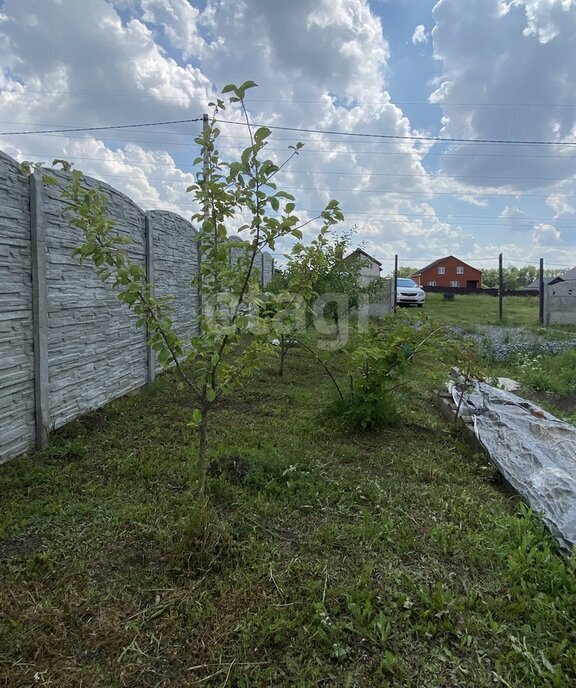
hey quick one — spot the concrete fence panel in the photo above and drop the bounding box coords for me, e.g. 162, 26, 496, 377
0, 152, 36, 460
0, 149, 274, 463
43, 171, 149, 430
544, 281, 576, 325
147, 210, 200, 375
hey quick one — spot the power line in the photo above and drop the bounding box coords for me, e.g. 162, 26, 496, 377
0, 117, 203, 136
3, 88, 576, 108
3, 114, 576, 147
216, 118, 576, 147
373, 256, 576, 269
10, 152, 576, 188
269, 186, 576, 199
140, 208, 575, 229
10, 132, 576, 160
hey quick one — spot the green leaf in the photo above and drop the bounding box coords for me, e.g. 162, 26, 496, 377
254, 127, 271, 144
157, 349, 171, 366
206, 387, 216, 403
52, 159, 73, 172
239, 80, 258, 91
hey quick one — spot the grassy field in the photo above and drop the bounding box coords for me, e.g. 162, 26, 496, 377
1, 305, 576, 687
421, 292, 541, 329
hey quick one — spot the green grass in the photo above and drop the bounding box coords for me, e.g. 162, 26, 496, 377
1, 318, 576, 687
422, 292, 540, 330
490, 347, 576, 422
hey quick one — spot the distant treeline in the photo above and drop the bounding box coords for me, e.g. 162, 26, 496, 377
396, 265, 560, 290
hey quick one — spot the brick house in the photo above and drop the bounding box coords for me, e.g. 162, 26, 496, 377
412, 256, 482, 289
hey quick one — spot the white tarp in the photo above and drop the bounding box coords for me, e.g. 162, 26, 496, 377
450, 379, 576, 554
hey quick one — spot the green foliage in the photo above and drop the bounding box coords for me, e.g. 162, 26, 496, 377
286, 228, 362, 311
324, 318, 434, 431
58, 80, 343, 496
326, 378, 399, 431
509, 348, 576, 395
395, 266, 419, 278
482, 265, 559, 290
63, 169, 186, 368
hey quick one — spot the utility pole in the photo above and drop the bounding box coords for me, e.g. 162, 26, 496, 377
393, 254, 398, 313
498, 253, 503, 323
539, 257, 544, 324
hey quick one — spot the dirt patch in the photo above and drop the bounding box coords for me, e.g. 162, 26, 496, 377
207, 454, 251, 484
77, 408, 108, 430
216, 398, 260, 414
521, 389, 576, 416
0, 533, 44, 561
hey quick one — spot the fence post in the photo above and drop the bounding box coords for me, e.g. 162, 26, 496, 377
30, 172, 50, 448
145, 213, 156, 384
498, 253, 503, 323
393, 254, 398, 312
539, 257, 544, 325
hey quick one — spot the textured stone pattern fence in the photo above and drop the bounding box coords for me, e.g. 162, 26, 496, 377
43, 169, 151, 430
0, 150, 271, 463
0, 152, 35, 461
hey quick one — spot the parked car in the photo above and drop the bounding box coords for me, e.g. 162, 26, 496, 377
396, 278, 425, 307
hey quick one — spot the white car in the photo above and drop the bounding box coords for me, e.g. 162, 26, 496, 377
396, 278, 425, 307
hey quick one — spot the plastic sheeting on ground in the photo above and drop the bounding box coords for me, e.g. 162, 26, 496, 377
449, 378, 576, 554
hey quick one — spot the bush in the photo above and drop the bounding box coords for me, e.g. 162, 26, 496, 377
324, 384, 399, 431
323, 319, 430, 432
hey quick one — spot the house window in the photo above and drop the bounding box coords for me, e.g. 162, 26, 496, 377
456, 266, 464, 274
427, 281, 436, 287
438, 266, 445, 274
450, 280, 459, 287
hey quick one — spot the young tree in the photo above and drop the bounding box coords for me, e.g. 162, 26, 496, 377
266, 230, 371, 375
56, 81, 343, 499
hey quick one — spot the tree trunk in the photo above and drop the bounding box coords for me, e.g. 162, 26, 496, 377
197, 407, 209, 499
279, 334, 287, 376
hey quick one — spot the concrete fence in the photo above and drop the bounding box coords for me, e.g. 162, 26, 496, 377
544, 281, 576, 325
0, 150, 273, 463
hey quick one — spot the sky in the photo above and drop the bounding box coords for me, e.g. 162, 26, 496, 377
1, 0, 576, 275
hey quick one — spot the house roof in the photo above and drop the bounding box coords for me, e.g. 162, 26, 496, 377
526, 276, 558, 290
346, 248, 382, 267
549, 266, 576, 285
412, 255, 482, 276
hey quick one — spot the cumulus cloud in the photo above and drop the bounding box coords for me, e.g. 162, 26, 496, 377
513, 0, 576, 44
546, 180, 576, 217
430, 0, 576, 191
1, 0, 573, 267
533, 222, 561, 242
411, 24, 429, 44
500, 205, 527, 218
0, 0, 455, 265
